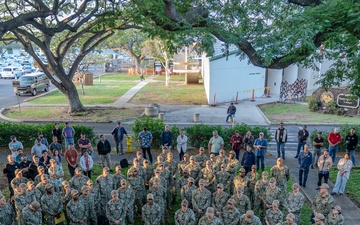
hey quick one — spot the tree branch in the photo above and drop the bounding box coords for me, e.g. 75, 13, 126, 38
288, 0, 322, 6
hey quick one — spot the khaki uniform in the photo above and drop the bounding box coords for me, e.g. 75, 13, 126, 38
118, 187, 135, 224
212, 192, 229, 214
270, 165, 290, 193
192, 188, 211, 220
230, 194, 251, 215
198, 216, 224, 225
142, 203, 162, 225
174, 208, 196, 225
215, 171, 231, 192
239, 214, 262, 225
194, 154, 208, 169
106, 199, 125, 225
221, 207, 240, 225
0, 202, 15, 225
15, 192, 33, 221
312, 193, 333, 217
96, 174, 115, 215
265, 209, 283, 225
233, 176, 250, 196
181, 184, 197, 208
285, 192, 304, 225
246, 171, 259, 205
41, 192, 63, 225
69, 175, 89, 192
325, 213, 344, 225
21, 205, 42, 225
66, 198, 88, 225
199, 168, 216, 193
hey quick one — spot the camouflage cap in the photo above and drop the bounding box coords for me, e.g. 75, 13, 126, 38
314, 213, 325, 221
272, 200, 279, 207
188, 177, 194, 183
15, 169, 22, 175
333, 205, 341, 212
251, 165, 257, 169
319, 183, 329, 189
30, 201, 41, 210
183, 154, 189, 158
147, 193, 154, 199
237, 186, 244, 193
286, 213, 295, 221
71, 190, 79, 196
229, 150, 235, 155
181, 199, 188, 206
45, 183, 53, 189
292, 183, 300, 189
111, 190, 118, 196
217, 183, 224, 188
269, 178, 277, 183
245, 210, 254, 222
198, 179, 205, 185
239, 168, 246, 173
81, 185, 89, 191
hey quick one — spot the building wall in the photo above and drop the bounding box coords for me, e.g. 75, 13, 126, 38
201, 55, 211, 104
267, 69, 283, 96
208, 54, 266, 104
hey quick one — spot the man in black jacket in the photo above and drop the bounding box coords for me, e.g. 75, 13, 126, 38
97, 134, 112, 170
226, 102, 236, 123
345, 128, 359, 166
111, 122, 128, 155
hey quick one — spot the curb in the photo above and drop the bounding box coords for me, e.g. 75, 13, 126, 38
255, 105, 272, 125
0, 108, 22, 122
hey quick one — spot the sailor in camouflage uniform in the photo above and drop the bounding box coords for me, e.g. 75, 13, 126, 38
41, 183, 63, 225
215, 164, 231, 193
264, 178, 284, 211
313, 213, 325, 225
270, 158, 290, 194
194, 147, 208, 169
174, 199, 196, 225
221, 198, 240, 225
185, 156, 201, 183
325, 205, 344, 225
192, 179, 211, 222
21, 201, 42, 225
285, 183, 304, 225
211, 183, 229, 217
96, 167, 115, 215
226, 150, 239, 194
177, 170, 190, 191
230, 186, 251, 215
312, 183, 333, 223
86, 180, 100, 217
11, 169, 29, 197
0, 195, 15, 225
128, 168, 146, 217
198, 207, 224, 225
113, 166, 126, 190
246, 165, 259, 205
79, 185, 97, 224
177, 153, 190, 176
215, 149, 228, 171
26, 181, 42, 203
233, 167, 250, 196
149, 169, 167, 190
254, 171, 269, 215
199, 160, 216, 193
164, 153, 178, 204
158, 162, 172, 209
142, 193, 162, 225
14, 183, 33, 222
282, 213, 297, 225
127, 158, 146, 181
117, 179, 135, 225
210, 154, 219, 173
239, 210, 262, 225
143, 159, 153, 184
60, 181, 72, 224
265, 200, 283, 225
180, 177, 197, 209
66, 189, 87, 225
69, 168, 89, 192
106, 190, 126, 225
148, 178, 166, 224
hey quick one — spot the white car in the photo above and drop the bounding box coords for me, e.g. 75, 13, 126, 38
2, 66, 23, 79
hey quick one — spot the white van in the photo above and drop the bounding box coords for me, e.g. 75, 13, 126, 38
2, 66, 23, 79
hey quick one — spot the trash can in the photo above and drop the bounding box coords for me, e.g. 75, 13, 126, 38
194, 113, 200, 122
158, 113, 164, 120
126, 136, 133, 153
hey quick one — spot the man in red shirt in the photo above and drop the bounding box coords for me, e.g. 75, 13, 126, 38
328, 128, 342, 164
65, 142, 78, 177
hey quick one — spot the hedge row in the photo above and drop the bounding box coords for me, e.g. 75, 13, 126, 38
0, 122, 96, 148
309, 124, 360, 151
131, 117, 271, 150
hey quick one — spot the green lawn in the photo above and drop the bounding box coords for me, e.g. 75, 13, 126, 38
330, 167, 360, 204
98, 73, 149, 81
129, 81, 208, 105
259, 103, 360, 124
153, 74, 186, 81
29, 80, 136, 105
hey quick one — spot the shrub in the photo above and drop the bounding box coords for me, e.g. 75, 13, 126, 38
131, 117, 166, 149
0, 122, 95, 148
307, 96, 320, 112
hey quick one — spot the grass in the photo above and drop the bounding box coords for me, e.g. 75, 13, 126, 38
129, 81, 208, 105
29, 79, 137, 105
259, 102, 360, 124
4, 107, 144, 121
153, 75, 186, 81
98, 73, 149, 81
329, 167, 360, 206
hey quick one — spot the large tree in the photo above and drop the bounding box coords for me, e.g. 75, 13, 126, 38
1, 0, 135, 112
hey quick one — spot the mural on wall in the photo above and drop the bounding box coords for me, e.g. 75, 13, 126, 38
280, 79, 308, 102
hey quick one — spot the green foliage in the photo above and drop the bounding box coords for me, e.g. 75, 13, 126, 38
310, 125, 360, 151
330, 166, 360, 205
131, 117, 166, 148
0, 122, 95, 148
307, 96, 320, 112
323, 100, 338, 114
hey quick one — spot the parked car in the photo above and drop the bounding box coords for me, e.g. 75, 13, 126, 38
2, 66, 23, 79
14, 73, 50, 96
22, 66, 34, 74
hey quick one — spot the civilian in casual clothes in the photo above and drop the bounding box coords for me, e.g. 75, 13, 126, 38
328, 128, 342, 164
78, 131, 93, 156
161, 124, 172, 152
36, 132, 49, 148
111, 121, 128, 155
49, 136, 63, 156
254, 132, 268, 172
226, 102, 236, 123
230, 131, 243, 161
31, 138, 48, 158
97, 134, 112, 169
331, 153, 353, 195
19, 155, 32, 179
345, 128, 358, 166
51, 149, 62, 165
312, 131, 324, 169
176, 130, 188, 161
52, 123, 63, 144
317, 149, 333, 190
15, 148, 26, 163
9, 135, 24, 160
138, 127, 153, 163
275, 122, 287, 159
298, 144, 313, 187
64, 142, 78, 177
80, 150, 93, 178
3, 155, 20, 197
295, 125, 309, 158
62, 122, 75, 149
28, 156, 44, 181
39, 150, 51, 174
241, 145, 256, 174
243, 131, 254, 150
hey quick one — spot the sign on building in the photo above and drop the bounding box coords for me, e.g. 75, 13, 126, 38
337, 94, 360, 108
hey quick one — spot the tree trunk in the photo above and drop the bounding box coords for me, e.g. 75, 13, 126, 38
59, 79, 85, 113
134, 57, 141, 74
165, 59, 170, 87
